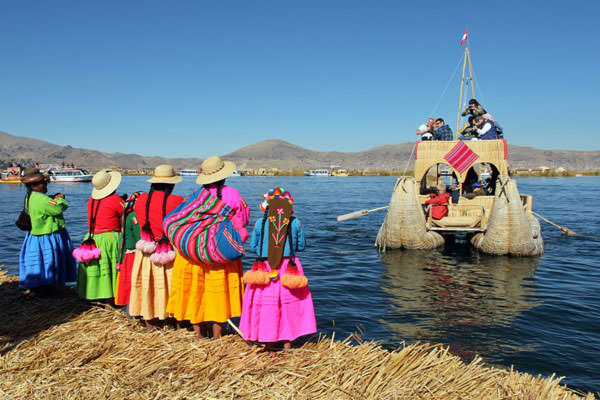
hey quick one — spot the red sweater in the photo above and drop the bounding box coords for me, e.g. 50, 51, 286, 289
425, 192, 450, 220
135, 191, 183, 240
87, 194, 125, 234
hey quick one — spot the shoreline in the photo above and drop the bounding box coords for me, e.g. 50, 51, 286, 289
0, 268, 594, 399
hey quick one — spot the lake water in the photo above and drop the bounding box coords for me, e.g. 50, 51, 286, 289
1, 176, 599, 393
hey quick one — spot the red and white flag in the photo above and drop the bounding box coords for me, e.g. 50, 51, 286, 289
461, 29, 468, 46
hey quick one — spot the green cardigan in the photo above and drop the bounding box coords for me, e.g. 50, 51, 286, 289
27, 191, 69, 235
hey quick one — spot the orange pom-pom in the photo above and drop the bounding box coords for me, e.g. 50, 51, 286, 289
243, 270, 270, 285
281, 274, 308, 289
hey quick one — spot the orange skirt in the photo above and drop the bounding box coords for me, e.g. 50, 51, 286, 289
166, 253, 243, 324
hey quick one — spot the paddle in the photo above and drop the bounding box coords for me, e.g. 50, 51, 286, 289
337, 206, 388, 222
532, 211, 580, 236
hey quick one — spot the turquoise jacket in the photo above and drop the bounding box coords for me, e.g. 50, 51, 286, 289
251, 215, 306, 257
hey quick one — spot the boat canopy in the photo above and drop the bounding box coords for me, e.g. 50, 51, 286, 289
415, 139, 508, 184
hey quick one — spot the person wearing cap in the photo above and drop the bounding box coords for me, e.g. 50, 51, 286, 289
166, 156, 250, 339
128, 165, 183, 328
76, 169, 125, 300
18, 168, 77, 296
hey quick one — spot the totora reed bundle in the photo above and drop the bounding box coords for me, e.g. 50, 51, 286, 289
0, 268, 593, 399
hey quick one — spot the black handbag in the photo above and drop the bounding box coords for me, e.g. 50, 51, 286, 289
15, 193, 32, 231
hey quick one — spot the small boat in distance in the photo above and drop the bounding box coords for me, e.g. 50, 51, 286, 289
0, 166, 23, 183
49, 167, 93, 183
179, 169, 198, 176
305, 169, 331, 177
231, 169, 242, 177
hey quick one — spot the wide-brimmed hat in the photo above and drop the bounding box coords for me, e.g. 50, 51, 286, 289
21, 168, 49, 184
91, 169, 122, 199
196, 156, 235, 185
147, 164, 182, 184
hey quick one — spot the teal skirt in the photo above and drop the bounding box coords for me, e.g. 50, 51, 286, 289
76, 231, 122, 300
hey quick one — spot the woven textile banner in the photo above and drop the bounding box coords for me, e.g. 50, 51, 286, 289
444, 142, 479, 174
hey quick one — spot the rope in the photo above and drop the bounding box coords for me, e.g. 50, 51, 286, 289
428, 54, 464, 117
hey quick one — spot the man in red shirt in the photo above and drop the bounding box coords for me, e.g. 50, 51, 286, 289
424, 184, 450, 220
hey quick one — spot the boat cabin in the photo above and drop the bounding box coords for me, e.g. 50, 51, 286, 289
414, 139, 532, 232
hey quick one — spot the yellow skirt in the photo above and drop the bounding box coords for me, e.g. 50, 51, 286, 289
166, 253, 243, 324
128, 250, 174, 320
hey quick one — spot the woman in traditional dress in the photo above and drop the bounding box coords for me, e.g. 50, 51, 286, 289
76, 169, 124, 300
114, 192, 141, 307
239, 187, 316, 351
128, 165, 183, 328
18, 168, 77, 296
166, 156, 249, 339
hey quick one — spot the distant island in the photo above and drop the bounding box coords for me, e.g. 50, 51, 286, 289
2, 130, 600, 173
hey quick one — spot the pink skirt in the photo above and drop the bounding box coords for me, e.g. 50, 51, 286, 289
239, 257, 316, 342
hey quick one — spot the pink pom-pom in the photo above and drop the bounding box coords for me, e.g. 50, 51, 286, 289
115, 263, 122, 272
143, 241, 156, 254
149, 252, 161, 264
91, 247, 101, 259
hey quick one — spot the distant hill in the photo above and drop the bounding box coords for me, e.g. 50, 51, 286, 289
1, 130, 599, 171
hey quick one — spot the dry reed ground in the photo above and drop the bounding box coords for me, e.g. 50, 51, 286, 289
0, 269, 594, 399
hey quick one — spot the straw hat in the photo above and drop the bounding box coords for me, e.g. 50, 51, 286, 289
21, 168, 49, 184
195, 156, 235, 185
147, 164, 182, 184
91, 169, 122, 199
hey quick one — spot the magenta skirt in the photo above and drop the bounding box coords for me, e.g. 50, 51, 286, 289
239, 257, 316, 343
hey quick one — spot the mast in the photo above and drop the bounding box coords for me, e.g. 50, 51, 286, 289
455, 45, 476, 137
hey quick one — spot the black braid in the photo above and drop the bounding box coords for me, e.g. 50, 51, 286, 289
203, 179, 225, 200
258, 206, 269, 259
286, 216, 295, 258
143, 187, 155, 237
144, 183, 175, 242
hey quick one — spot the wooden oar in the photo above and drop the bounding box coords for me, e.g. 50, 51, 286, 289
532, 211, 579, 236
337, 206, 388, 222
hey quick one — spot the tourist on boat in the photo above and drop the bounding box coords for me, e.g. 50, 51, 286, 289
424, 184, 450, 219
114, 192, 141, 307
433, 118, 454, 141
166, 156, 249, 339
76, 169, 124, 301
459, 116, 477, 140
18, 168, 76, 296
239, 187, 316, 352
416, 118, 434, 141
473, 116, 498, 140
128, 165, 183, 329
461, 99, 486, 118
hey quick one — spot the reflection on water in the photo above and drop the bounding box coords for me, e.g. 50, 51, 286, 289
379, 244, 539, 362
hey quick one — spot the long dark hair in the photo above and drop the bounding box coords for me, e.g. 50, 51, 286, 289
203, 179, 225, 200
142, 183, 175, 241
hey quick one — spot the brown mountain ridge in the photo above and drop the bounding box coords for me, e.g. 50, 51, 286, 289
1, 130, 599, 171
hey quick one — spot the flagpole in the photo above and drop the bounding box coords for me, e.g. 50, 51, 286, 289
455, 45, 468, 138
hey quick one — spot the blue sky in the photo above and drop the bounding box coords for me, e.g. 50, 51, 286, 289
1, 1, 598, 157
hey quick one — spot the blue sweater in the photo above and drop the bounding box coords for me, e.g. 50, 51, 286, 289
251, 215, 306, 258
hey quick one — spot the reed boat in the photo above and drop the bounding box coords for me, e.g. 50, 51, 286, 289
375, 138, 543, 256
375, 31, 543, 256
332, 168, 349, 177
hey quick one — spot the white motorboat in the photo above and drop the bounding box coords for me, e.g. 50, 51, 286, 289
305, 169, 331, 176
49, 168, 93, 182
179, 169, 198, 176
